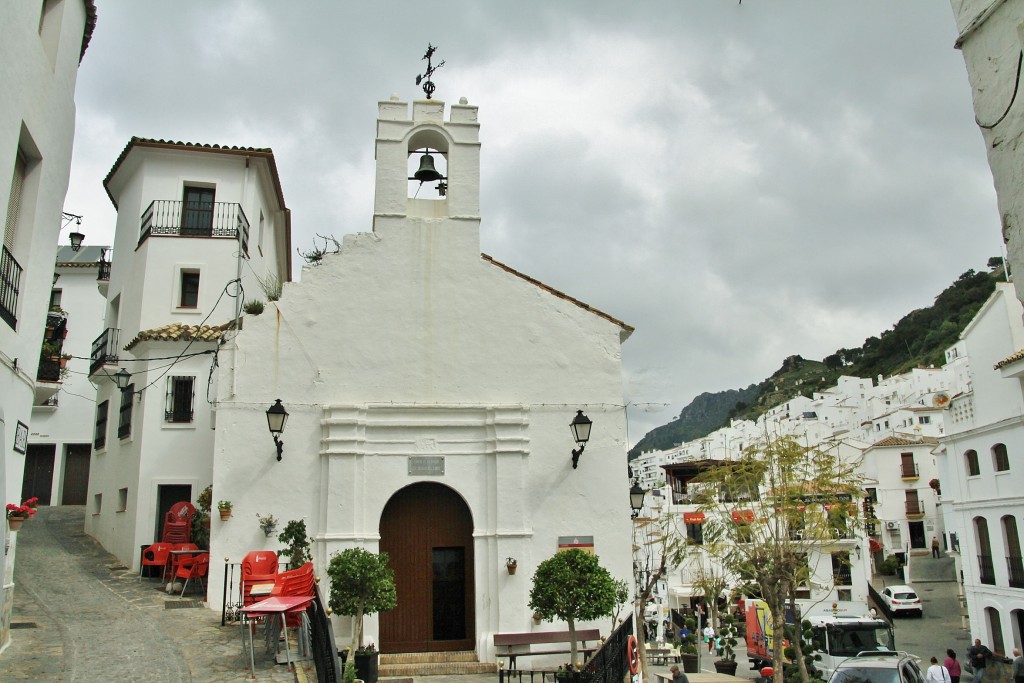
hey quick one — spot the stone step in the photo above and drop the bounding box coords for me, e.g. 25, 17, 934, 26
379, 661, 497, 677
381, 650, 481, 665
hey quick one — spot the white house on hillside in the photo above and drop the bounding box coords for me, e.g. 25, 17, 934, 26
0, 0, 95, 652
85, 138, 291, 569
207, 95, 635, 661
938, 282, 1024, 653
25, 245, 108, 507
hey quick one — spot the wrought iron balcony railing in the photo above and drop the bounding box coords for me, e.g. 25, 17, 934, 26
0, 245, 23, 329
900, 462, 920, 479
1008, 555, 1024, 589
905, 500, 925, 516
90, 327, 119, 376
139, 200, 249, 255
979, 554, 996, 585
96, 258, 111, 281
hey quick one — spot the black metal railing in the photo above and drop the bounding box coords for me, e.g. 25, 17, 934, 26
220, 559, 293, 625
979, 554, 996, 585
97, 258, 111, 281
0, 245, 23, 329
90, 327, 119, 376
307, 583, 343, 683
834, 569, 853, 586
139, 200, 249, 254
499, 615, 633, 683
900, 463, 919, 478
37, 357, 62, 382
1008, 556, 1024, 588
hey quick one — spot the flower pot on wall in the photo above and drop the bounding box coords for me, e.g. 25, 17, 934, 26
219, 509, 231, 521
8, 516, 26, 531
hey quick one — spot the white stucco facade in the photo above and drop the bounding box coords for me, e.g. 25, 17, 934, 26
937, 282, 1024, 651
208, 97, 635, 660
27, 245, 108, 506
85, 139, 290, 568
0, 0, 93, 652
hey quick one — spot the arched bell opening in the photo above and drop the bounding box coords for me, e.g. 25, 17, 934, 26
406, 129, 449, 201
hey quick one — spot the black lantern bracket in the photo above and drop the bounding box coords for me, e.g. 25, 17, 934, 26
569, 410, 592, 469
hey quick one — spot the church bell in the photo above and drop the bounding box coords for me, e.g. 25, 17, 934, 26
413, 153, 443, 183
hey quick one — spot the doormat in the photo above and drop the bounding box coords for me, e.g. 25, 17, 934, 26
10, 622, 37, 629
165, 600, 204, 609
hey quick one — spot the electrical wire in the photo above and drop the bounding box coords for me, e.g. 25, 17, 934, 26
977, 50, 1024, 130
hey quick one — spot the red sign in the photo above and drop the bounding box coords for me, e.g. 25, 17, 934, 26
731, 509, 755, 523
626, 635, 639, 674
683, 512, 705, 524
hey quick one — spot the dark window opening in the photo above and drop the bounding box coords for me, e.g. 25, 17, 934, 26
165, 376, 195, 423
180, 271, 199, 308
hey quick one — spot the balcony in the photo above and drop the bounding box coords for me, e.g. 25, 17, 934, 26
139, 200, 249, 255
1008, 556, 1024, 589
900, 462, 920, 480
979, 554, 996, 585
0, 245, 23, 330
905, 500, 925, 518
90, 328, 120, 376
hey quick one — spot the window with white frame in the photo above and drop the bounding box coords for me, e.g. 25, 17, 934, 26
165, 376, 195, 423
179, 270, 200, 308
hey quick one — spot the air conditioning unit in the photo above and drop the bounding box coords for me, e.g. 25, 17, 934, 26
885, 521, 898, 530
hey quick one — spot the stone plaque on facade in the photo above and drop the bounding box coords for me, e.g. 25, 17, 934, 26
408, 456, 445, 476
557, 536, 595, 554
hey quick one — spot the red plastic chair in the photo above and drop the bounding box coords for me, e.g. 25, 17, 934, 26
241, 551, 279, 607
161, 501, 195, 543
270, 562, 315, 628
139, 542, 172, 582
167, 543, 199, 584
175, 553, 210, 596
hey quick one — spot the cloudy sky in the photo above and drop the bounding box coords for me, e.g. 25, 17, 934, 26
64, 1, 1000, 445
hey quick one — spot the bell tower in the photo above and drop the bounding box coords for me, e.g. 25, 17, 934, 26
372, 95, 481, 232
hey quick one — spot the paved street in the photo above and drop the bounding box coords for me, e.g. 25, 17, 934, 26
0, 506, 301, 682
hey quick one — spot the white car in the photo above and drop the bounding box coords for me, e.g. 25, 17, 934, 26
828, 651, 925, 683
879, 585, 923, 617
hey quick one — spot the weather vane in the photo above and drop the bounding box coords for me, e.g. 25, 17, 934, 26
415, 44, 445, 99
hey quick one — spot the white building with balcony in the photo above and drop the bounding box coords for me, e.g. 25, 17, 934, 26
0, 0, 95, 650
84, 138, 291, 569
937, 282, 1024, 653
25, 245, 108, 508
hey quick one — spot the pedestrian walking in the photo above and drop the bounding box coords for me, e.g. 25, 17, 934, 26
932, 537, 941, 558
945, 648, 962, 683
927, 657, 952, 683
703, 624, 715, 653
1013, 648, 1024, 683
967, 639, 993, 683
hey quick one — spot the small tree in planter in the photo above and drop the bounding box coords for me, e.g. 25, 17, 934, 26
277, 519, 311, 569
714, 613, 739, 675
529, 549, 617, 666
327, 548, 398, 651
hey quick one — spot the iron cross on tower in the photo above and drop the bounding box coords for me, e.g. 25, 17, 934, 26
415, 44, 445, 99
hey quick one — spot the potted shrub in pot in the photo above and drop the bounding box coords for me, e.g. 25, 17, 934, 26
327, 548, 398, 683
217, 500, 232, 521
679, 616, 699, 673
713, 613, 739, 675
277, 519, 311, 568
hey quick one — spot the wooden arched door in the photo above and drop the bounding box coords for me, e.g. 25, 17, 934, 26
379, 482, 475, 652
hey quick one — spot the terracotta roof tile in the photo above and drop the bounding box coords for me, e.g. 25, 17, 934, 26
995, 348, 1024, 370
124, 321, 235, 351
870, 435, 939, 448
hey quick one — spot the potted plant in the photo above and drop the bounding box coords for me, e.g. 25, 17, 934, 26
713, 613, 739, 675
929, 478, 941, 495
257, 513, 278, 537
506, 557, 517, 575
243, 299, 265, 315
217, 500, 232, 521
6, 502, 34, 531
679, 616, 699, 673
327, 548, 398, 683
277, 519, 311, 568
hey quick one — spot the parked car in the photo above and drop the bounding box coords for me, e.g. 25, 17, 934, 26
879, 585, 923, 617
828, 651, 925, 683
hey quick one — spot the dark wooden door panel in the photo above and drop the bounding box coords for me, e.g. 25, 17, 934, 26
21, 444, 55, 505
379, 483, 474, 653
61, 444, 91, 505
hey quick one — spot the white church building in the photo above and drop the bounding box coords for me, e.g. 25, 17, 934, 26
207, 95, 636, 657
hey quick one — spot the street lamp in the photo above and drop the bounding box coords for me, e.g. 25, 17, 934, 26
113, 368, 131, 392
630, 481, 646, 518
266, 399, 289, 461
569, 410, 592, 469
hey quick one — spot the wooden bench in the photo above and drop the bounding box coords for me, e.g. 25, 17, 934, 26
494, 629, 602, 669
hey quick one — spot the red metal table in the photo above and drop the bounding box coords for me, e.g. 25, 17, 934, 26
239, 594, 313, 677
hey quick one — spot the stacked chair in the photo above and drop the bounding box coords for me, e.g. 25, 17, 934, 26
139, 501, 196, 585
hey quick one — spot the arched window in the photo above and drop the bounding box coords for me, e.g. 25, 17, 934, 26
976, 517, 995, 585
1004, 516, 1023, 588
966, 449, 980, 477
986, 606, 1005, 655
993, 443, 1010, 472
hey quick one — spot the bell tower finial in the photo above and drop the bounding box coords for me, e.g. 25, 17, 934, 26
415, 44, 445, 100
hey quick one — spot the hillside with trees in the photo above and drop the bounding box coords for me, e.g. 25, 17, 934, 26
627, 264, 1006, 460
